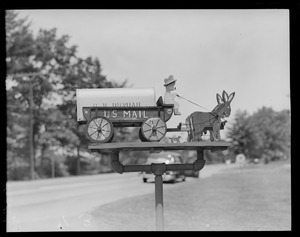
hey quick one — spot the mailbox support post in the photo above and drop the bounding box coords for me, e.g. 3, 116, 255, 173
90, 142, 230, 231
108, 149, 205, 231
155, 174, 164, 231
152, 163, 167, 231
110, 151, 167, 230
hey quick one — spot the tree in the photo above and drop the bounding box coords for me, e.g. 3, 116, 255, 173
6, 10, 36, 74
6, 10, 38, 180
6, 10, 128, 179
6, 11, 78, 179
249, 107, 290, 161
226, 110, 257, 158
227, 107, 291, 162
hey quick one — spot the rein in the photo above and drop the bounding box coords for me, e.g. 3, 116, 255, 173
176, 95, 211, 111
177, 94, 223, 120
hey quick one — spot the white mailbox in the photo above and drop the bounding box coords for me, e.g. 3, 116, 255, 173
76, 87, 156, 123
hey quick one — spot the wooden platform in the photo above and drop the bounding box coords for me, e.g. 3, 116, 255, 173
89, 141, 231, 152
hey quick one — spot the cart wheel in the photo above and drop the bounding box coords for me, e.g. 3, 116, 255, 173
140, 117, 167, 142
86, 116, 114, 143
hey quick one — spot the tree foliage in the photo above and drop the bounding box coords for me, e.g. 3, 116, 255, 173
227, 107, 291, 162
6, 10, 129, 180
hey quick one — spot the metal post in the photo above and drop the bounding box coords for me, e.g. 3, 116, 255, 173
155, 174, 164, 231
197, 149, 204, 160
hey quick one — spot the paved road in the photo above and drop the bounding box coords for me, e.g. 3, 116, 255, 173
6, 163, 235, 232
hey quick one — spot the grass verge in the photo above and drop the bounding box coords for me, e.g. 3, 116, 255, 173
92, 160, 291, 231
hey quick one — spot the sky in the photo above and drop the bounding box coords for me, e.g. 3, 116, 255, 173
16, 9, 290, 136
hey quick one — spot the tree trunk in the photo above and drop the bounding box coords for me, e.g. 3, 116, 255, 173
76, 146, 81, 175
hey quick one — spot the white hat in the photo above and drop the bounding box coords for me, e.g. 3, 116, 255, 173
164, 75, 177, 86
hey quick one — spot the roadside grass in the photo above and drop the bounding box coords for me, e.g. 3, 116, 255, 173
92, 160, 291, 231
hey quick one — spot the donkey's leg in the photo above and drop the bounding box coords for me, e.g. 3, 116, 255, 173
209, 130, 214, 141
196, 132, 203, 141
212, 125, 221, 141
187, 115, 196, 142
216, 128, 221, 140
192, 132, 201, 141
195, 126, 204, 141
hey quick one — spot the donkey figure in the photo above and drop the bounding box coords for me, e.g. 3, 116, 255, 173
186, 91, 235, 142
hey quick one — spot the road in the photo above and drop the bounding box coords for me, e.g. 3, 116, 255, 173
6, 163, 235, 232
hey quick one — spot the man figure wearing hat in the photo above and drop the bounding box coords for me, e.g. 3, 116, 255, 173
163, 75, 181, 115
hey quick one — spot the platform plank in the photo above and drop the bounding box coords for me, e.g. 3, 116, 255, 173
88, 141, 231, 152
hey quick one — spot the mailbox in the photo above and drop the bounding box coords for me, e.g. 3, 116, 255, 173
76, 87, 156, 123
76, 87, 175, 143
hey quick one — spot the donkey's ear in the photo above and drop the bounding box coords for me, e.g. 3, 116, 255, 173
228, 92, 235, 102
222, 90, 229, 102
216, 93, 223, 104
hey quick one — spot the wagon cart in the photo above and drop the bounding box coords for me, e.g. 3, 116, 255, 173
76, 88, 176, 143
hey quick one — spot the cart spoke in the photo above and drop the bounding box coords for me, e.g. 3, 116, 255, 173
99, 118, 103, 128
149, 132, 154, 139
150, 132, 158, 140
89, 125, 98, 130
89, 130, 99, 137
143, 128, 153, 133
143, 130, 152, 139
93, 120, 99, 127
155, 119, 160, 127
144, 122, 152, 128
156, 130, 165, 136
101, 122, 109, 128
99, 131, 107, 138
